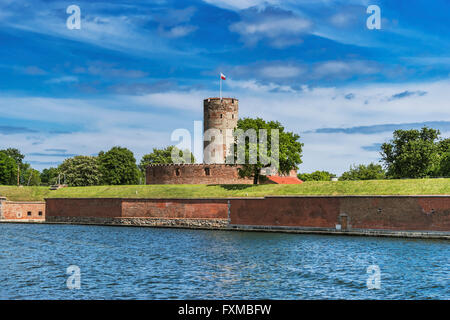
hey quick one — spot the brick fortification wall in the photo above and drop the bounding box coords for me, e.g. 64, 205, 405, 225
45, 198, 229, 229
146, 164, 253, 184
229, 196, 450, 233
14, 196, 448, 238
0, 197, 45, 221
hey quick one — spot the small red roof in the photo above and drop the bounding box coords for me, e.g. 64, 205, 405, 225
267, 176, 303, 184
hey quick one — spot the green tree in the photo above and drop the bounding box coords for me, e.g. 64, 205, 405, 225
58, 156, 102, 186
439, 152, 450, 177
298, 171, 335, 181
0, 152, 18, 185
231, 118, 303, 184
22, 168, 41, 186
339, 163, 386, 181
436, 138, 450, 177
139, 146, 195, 173
41, 167, 60, 186
380, 127, 441, 178
0, 148, 24, 164
98, 147, 139, 185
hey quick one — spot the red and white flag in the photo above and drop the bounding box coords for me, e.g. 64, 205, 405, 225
220, 73, 226, 80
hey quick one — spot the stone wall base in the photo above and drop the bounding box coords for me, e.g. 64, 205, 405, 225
228, 224, 450, 240
45, 216, 228, 229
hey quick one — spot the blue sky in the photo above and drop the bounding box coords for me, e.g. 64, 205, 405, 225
0, 0, 449, 174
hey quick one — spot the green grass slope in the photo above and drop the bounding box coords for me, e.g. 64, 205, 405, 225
1, 178, 449, 201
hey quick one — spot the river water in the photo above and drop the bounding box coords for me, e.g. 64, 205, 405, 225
0, 223, 448, 299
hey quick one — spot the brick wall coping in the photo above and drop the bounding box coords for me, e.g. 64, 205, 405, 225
5, 201, 46, 204
44, 197, 264, 201
44, 195, 450, 201
204, 97, 238, 101
264, 195, 450, 198
147, 163, 236, 167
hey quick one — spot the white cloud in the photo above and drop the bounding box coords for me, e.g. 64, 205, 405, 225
46, 76, 79, 84
227, 79, 296, 93
259, 65, 305, 78
0, 1, 179, 57
229, 7, 312, 48
312, 60, 378, 79
161, 25, 198, 38
202, 0, 278, 10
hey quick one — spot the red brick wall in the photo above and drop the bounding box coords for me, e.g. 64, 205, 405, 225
340, 196, 450, 231
0, 200, 45, 220
230, 196, 450, 231
122, 199, 228, 219
46, 198, 229, 220
43, 196, 450, 232
230, 197, 340, 228
46, 198, 122, 218
146, 164, 253, 184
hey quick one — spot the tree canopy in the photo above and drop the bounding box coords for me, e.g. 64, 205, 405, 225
40, 167, 60, 186
380, 127, 448, 178
0, 152, 18, 185
58, 156, 102, 186
298, 171, 335, 181
339, 163, 386, 181
231, 117, 303, 184
98, 146, 140, 185
139, 146, 195, 173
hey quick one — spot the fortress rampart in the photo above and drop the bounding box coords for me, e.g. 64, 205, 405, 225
0, 197, 45, 221
39, 196, 450, 239
146, 163, 253, 184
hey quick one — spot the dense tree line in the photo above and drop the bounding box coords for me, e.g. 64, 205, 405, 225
298, 171, 336, 181
1, 125, 449, 186
381, 127, 450, 178
0, 145, 197, 187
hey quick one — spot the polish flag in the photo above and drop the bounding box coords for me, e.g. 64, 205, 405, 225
220, 73, 226, 80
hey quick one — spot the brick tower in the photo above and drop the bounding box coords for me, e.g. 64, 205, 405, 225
203, 97, 238, 164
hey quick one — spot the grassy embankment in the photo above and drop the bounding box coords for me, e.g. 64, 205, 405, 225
0, 178, 450, 201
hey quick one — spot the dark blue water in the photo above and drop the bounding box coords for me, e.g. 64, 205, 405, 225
0, 223, 448, 299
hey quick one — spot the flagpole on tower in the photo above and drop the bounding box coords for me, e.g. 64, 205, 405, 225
219, 73, 226, 100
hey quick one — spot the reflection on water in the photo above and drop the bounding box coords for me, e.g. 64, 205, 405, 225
0, 223, 448, 299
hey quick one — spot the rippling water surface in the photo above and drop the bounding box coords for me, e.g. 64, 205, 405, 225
0, 223, 448, 299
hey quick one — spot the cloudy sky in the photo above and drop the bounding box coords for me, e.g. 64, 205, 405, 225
0, 0, 449, 174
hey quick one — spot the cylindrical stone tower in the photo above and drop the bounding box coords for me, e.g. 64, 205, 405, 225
203, 97, 238, 164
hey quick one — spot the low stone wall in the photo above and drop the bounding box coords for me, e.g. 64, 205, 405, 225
46, 216, 228, 229
0, 197, 45, 221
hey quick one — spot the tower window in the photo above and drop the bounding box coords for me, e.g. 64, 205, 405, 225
27, 211, 32, 216
220, 114, 222, 118
38, 211, 43, 216
205, 168, 210, 176
232, 114, 234, 119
